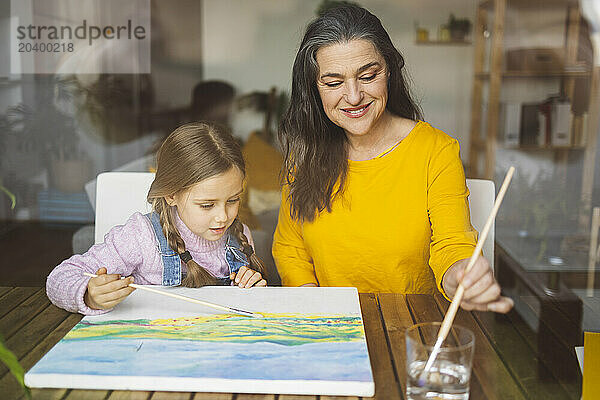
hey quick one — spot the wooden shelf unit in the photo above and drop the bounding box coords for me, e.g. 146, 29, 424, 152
415, 39, 472, 46
510, 145, 586, 150
475, 70, 591, 79
467, 0, 600, 230
480, 0, 578, 9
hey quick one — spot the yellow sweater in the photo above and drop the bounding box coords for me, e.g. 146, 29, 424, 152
272, 121, 477, 294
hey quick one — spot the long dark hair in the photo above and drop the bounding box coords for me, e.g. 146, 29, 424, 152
279, 4, 423, 222
147, 122, 265, 287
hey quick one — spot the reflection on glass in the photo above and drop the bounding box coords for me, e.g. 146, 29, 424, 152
0, 1, 598, 397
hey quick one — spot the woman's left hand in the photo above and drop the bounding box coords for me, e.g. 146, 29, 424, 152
231, 266, 267, 288
442, 257, 514, 313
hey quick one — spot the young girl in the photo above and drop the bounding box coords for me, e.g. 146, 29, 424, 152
47, 122, 267, 315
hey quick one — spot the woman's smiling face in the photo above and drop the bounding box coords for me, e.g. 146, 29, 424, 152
315, 39, 389, 138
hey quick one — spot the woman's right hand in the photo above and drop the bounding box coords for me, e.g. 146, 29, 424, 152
84, 267, 136, 310
442, 257, 513, 313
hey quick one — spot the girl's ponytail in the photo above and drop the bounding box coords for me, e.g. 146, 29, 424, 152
152, 198, 217, 287
231, 219, 266, 277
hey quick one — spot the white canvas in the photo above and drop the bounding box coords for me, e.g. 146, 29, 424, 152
25, 287, 375, 396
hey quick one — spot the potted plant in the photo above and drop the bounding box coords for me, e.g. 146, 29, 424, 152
237, 87, 289, 146
0, 114, 16, 222
447, 14, 472, 41
5, 98, 91, 194
56, 74, 154, 145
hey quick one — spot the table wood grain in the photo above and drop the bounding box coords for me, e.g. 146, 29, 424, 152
0, 288, 581, 399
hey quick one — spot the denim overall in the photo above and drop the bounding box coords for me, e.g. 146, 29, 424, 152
145, 212, 249, 286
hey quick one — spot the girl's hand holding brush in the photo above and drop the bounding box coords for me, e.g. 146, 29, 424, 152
84, 267, 136, 310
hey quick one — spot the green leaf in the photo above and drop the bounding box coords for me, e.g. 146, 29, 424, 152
0, 184, 16, 209
0, 337, 31, 399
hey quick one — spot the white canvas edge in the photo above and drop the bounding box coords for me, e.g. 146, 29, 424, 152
25, 374, 375, 397
25, 287, 375, 397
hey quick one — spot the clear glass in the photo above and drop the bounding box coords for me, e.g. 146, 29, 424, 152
405, 322, 475, 400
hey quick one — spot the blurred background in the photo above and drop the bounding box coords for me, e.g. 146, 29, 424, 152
0, 0, 599, 387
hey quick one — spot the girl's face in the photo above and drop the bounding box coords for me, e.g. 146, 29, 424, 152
166, 166, 244, 241
315, 39, 389, 138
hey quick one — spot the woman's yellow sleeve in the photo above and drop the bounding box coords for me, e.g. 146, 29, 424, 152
272, 187, 319, 286
427, 140, 478, 296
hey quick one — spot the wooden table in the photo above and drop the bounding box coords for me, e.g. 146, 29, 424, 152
0, 287, 581, 399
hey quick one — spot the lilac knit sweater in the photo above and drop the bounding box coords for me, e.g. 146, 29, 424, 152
46, 211, 254, 315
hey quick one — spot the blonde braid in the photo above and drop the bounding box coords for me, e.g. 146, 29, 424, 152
231, 219, 266, 277
153, 198, 217, 287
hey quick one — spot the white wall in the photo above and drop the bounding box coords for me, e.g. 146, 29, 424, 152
151, 0, 203, 108
381, 0, 476, 157
201, 0, 477, 158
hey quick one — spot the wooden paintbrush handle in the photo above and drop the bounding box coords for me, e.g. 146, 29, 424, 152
437, 166, 515, 345
128, 283, 233, 313
82, 272, 260, 317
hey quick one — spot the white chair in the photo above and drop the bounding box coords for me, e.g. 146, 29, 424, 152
466, 178, 495, 270
85, 154, 155, 212
95, 172, 155, 244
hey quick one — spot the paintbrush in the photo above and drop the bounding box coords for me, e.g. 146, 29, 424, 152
418, 166, 515, 386
83, 272, 263, 318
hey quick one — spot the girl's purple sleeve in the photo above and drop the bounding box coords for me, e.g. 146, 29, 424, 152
46, 212, 154, 315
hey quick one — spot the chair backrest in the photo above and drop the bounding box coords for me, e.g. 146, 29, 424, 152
466, 178, 495, 269
95, 172, 155, 244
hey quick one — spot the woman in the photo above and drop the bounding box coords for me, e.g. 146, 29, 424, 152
273, 4, 512, 313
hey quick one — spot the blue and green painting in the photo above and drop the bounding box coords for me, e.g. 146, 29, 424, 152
27, 313, 372, 381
